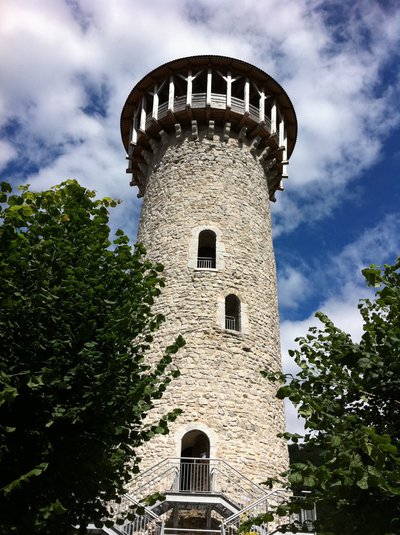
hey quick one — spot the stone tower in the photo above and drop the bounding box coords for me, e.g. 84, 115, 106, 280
119, 55, 298, 534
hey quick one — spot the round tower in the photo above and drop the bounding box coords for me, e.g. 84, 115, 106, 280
120, 55, 297, 529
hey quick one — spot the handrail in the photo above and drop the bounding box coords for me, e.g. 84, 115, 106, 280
106, 458, 316, 535
122, 493, 162, 521
128, 458, 266, 496
223, 488, 288, 525
164, 529, 220, 533
221, 490, 316, 535
133, 464, 178, 497
120, 457, 268, 523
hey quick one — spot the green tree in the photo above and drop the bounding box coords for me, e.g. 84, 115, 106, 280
264, 258, 400, 534
0, 180, 184, 534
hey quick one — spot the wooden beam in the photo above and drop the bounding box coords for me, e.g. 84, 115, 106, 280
244, 78, 250, 114
130, 107, 138, 145
168, 75, 175, 112
206, 69, 212, 106
271, 100, 277, 135
281, 122, 288, 177
226, 72, 232, 109
152, 85, 159, 121
279, 116, 285, 147
186, 70, 192, 108
139, 96, 146, 132
259, 88, 266, 122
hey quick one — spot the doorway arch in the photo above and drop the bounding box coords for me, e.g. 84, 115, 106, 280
181, 430, 210, 459
180, 430, 210, 491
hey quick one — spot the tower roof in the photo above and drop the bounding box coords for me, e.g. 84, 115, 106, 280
120, 55, 297, 156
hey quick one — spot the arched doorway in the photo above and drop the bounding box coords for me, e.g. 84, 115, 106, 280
180, 430, 210, 492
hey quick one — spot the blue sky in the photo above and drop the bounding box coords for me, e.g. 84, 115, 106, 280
1, 0, 400, 432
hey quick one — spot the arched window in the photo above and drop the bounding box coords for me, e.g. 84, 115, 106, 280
197, 230, 216, 269
180, 430, 210, 491
225, 294, 241, 331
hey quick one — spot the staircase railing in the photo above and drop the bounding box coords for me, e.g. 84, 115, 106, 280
117, 516, 163, 535
101, 458, 315, 535
221, 488, 290, 535
124, 458, 267, 514
221, 490, 316, 535
109, 494, 164, 535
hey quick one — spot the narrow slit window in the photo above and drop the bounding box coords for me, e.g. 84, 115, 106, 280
197, 230, 216, 269
225, 294, 240, 331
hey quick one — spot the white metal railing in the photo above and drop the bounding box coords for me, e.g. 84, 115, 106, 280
225, 316, 236, 331
119, 516, 163, 535
144, 93, 272, 131
197, 256, 216, 269
109, 493, 163, 535
124, 458, 266, 513
221, 491, 316, 535
105, 459, 315, 535
221, 489, 288, 535
178, 459, 211, 492
164, 529, 219, 534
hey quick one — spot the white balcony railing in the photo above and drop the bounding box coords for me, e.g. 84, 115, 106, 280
144, 93, 272, 131
197, 256, 216, 269
225, 316, 237, 331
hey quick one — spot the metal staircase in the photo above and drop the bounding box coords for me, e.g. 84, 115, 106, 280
89, 458, 315, 535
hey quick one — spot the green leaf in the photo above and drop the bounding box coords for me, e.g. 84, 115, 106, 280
356, 475, 369, 489
4, 463, 49, 495
288, 472, 303, 485
1, 181, 12, 192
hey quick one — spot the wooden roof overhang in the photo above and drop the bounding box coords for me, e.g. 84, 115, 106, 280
120, 55, 297, 156
120, 56, 297, 199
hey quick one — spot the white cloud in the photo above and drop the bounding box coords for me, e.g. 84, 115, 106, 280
330, 214, 400, 280
278, 267, 311, 310
1, 0, 399, 240
0, 140, 17, 171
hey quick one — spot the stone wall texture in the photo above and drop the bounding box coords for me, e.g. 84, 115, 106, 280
135, 126, 288, 486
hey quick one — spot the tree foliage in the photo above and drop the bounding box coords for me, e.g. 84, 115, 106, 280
0, 180, 184, 534
265, 258, 400, 534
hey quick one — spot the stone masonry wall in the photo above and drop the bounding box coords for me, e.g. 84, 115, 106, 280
134, 126, 288, 486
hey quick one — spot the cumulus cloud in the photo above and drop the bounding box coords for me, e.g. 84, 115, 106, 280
0, 140, 17, 171
1, 0, 400, 239
278, 266, 311, 310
